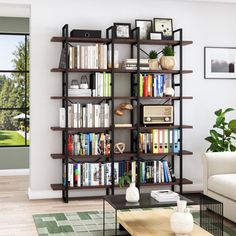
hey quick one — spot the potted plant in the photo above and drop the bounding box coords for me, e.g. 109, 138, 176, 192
205, 108, 236, 152
160, 46, 175, 70
119, 172, 139, 203
148, 50, 158, 70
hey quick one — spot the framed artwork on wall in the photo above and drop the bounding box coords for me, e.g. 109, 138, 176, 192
204, 47, 236, 79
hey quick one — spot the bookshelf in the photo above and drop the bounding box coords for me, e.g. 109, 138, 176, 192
50, 24, 193, 203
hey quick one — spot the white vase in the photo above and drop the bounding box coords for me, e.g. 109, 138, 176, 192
170, 201, 193, 236
125, 182, 139, 203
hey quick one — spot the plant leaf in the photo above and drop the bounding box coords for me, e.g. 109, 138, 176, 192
210, 130, 220, 140
223, 108, 234, 114
229, 120, 236, 130
215, 109, 222, 116
230, 145, 236, 151
216, 116, 225, 126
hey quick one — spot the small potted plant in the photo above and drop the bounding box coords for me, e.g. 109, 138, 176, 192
160, 46, 175, 70
148, 50, 159, 70
119, 172, 139, 203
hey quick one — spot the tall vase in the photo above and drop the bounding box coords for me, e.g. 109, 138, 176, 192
170, 200, 194, 236
125, 182, 139, 203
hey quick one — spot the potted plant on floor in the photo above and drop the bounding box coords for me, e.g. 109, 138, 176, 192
119, 172, 139, 203
148, 50, 159, 70
159, 46, 175, 70
205, 108, 236, 152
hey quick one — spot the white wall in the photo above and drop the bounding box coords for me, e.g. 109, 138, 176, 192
2, 0, 236, 198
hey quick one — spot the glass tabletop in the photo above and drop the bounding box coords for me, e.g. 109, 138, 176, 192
104, 193, 194, 210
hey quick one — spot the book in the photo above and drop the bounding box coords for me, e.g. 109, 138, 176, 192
151, 190, 179, 202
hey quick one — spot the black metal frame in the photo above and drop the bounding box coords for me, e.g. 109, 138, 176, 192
0, 32, 30, 148
55, 24, 189, 202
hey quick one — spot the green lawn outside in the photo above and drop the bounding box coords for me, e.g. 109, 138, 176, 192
0, 130, 29, 146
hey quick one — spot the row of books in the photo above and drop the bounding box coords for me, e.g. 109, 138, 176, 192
59, 103, 110, 128
65, 160, 175, 187
90, 72, 111, 97
68, 44, 108, 69
133, 74, 166, 97
67, 133, 110, 156
139, 129, 180, 154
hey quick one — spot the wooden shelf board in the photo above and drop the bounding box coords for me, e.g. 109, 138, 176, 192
51, 153, 110, 160
139, 39, 193, 46
50, 96, 193, 100
140, 125, 193, 130
50, 96, 111, 100
51, 36, 192, 46
139, 150, 193, 157
51, 36, 110, 43
51, 68, 192, 74
51, 178, 192, 191
51, 68, 110, 73
50, 127, 111, 132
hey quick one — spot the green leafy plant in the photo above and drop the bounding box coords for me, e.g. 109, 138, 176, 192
205, 108, 236, 152
162, 46, 174, 56
119, 172, 131, 188
148, 50, 158, 59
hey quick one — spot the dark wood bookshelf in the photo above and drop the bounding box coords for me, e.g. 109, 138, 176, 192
51, 178, 193, 191
50, 127, 111, 132
50, 24, 193, 202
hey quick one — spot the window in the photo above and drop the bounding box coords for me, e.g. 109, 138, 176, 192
0, 33, 29, 147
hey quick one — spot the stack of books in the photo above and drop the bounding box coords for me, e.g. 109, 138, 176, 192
151, 190, 180, 202
68, 88, 91, 96
123, 59, 149, 70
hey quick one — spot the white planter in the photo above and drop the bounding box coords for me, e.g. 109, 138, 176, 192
170, 201, 193, 236
125, 182, 139, 203
160, 56, 175, 70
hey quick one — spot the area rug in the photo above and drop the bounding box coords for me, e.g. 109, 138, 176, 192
33, 208, 236, 236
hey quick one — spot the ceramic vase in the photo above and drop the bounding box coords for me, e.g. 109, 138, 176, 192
170, 200, 194, 236
160, 56, 175, 70
148, 59, 158, 70
125, 182, 139, 203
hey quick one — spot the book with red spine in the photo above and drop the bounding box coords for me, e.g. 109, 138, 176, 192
143, 74, 148, 97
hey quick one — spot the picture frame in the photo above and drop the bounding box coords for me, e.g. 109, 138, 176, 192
154, 18, 173, 40
135, 19, 152, 40
204, 47, 236, 79
113, 23, 131, 39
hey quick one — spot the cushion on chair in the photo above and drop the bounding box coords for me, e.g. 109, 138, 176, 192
208, 174, 236, 201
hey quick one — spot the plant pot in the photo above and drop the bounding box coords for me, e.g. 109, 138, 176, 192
148, 59, 158, 70
160, 56, 175, 70
125, 182, 139, 203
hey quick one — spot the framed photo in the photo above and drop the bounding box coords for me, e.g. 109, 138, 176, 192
114, 23, 131, 39
154, 18, 173, 40
204, 47, 236, 79
135, 19, 152, 40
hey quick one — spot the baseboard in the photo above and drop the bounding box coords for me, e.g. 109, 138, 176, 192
183, 183, 203, 192
0, 168, 29, 176
28, 188, 62, 200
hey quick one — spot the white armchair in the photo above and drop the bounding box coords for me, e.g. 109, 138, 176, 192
203, 152, 236, 222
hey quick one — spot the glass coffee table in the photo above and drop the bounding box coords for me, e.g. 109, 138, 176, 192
103, 193, 223, 236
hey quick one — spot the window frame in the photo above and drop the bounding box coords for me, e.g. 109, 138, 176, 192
0, 32, 30, 147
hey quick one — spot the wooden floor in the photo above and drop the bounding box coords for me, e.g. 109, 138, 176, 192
0, 176, 104, 236
0, 176, 235, 236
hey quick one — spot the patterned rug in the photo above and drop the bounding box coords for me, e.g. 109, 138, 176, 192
33, 208, 236, 236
